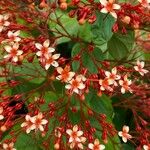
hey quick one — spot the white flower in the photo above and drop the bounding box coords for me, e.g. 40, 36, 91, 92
65, 75, 86, 94
0, 14, 10, 32
134, 60, 149, 76
100, 0, 121, 18
99, 78, 113, 91
31, 112, 48, 132
35, 39, 55, 58
105, 67, 120, 86
66, 125, 86, 149
118, 125, 132, 143
138, 0, 150, 8
4, 43, 23, 62
0, 107, 4, 120
143, 144, 150, 150
21, 114, 36, 134
2, 142, 16, 150
7, 30, 21, 42
88, 139, 105, 150
42, 53, 60, 70
119, 75, 132, 94
56, 66, 75, 82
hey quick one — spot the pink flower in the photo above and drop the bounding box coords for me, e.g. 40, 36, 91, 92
119, 75, 132, 94
143, 144, 150, 150
0, 14, 10, 32
88, 139, 105, 150
31, 112, 48, 132
99, 78, 113, 92
105, 67, 120, 86
138, 0, 150, 8
42, 53, 60, 70
21, 114, 36, 134
134, 60, 149, 76
2, 142, 16, 150
0, 107, 4, 120
100, 0, 121, 18
35, 39, 55, 58
65, 75, 86, 94
118, 125, 132, 143
7, 30, 21, 42
56, 66, 75, 82
4, 43, 23, 62
66, 125, 86, 149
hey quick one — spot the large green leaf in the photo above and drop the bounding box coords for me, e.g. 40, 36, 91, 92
108, 31, 135, 60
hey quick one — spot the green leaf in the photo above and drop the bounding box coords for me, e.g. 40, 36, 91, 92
92, 13, 115, 51
108, 31, 135, 60
15, 133, 42, 150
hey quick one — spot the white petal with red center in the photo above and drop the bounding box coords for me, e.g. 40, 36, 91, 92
100, 8, 108, 13
4, 45, 12, 52
39, 125, 44, 131
13, 43, 19, 50
52, 54, 60, 60
123, 125, 129, 132
12, 56, 18, 62
119, 80, 123, 86
78, 83, 85, 89
94, 139, 100, 145
57, 67, 63, 74
100, 86, 105, 91
100, 144, 105, 150
73, 125, 78, 132
0, 115, 4, 120
88, 143, 94, 149
0, 26, 3, 32
37, 112, 43, 119
8, 31, 13, 37
118, 131, 123, 137
78, 143, 83, 149
113, 4, 121, 10
36, 51, 42, 56
17, 50, 23, 56
65, 84, 71, 89
77, 130, 83, 136
52, 61, 59, 67
143, 145, 149, 150
4, 21, 10, 26
48, 47, 55, 53
56, 75, 62, 80
35, 43, 43, 50
21, 122, 28, 127
3, 143, 8, 149
43, 40, 50, 48
25, 115, 31, 121
68, 72, 75, 80
73, 88, 79, 94
70, 142, 75, 149
45, 64, 51, 70
121, 87, 125, 94
110, 11, 117, 18
100, 0, 108, 6
41, 119, 48, 125
69, 137, 74, 143
80, 137, 86, 143
26, 128, 32, 134
122, 137, 127, 143
66, 129, 72, 135
105, 71, 111, 77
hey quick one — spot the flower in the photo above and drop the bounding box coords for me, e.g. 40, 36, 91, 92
56, 66, 75, 82
134, 60, 149, 76
138, 0, 150, 8
7, 30, 21, 42
105, 67, 120, 86
0, 14, 10, 32
35, 39, 55, 58
100, 0, 121, 18
66, 125, 86, 149
21, 114, 36, 134
4, 43, 23, 62
99, 78, 113, 92
42, 53, 60, 70
119, 75, 132, 94
65, 75, 86, 94
118, 125, 132, 143
88, 139, 105, 150
2, 142, 16, 150
0, 107, 4, 120
31, 112, 48, 132
143, 144, 150, 150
